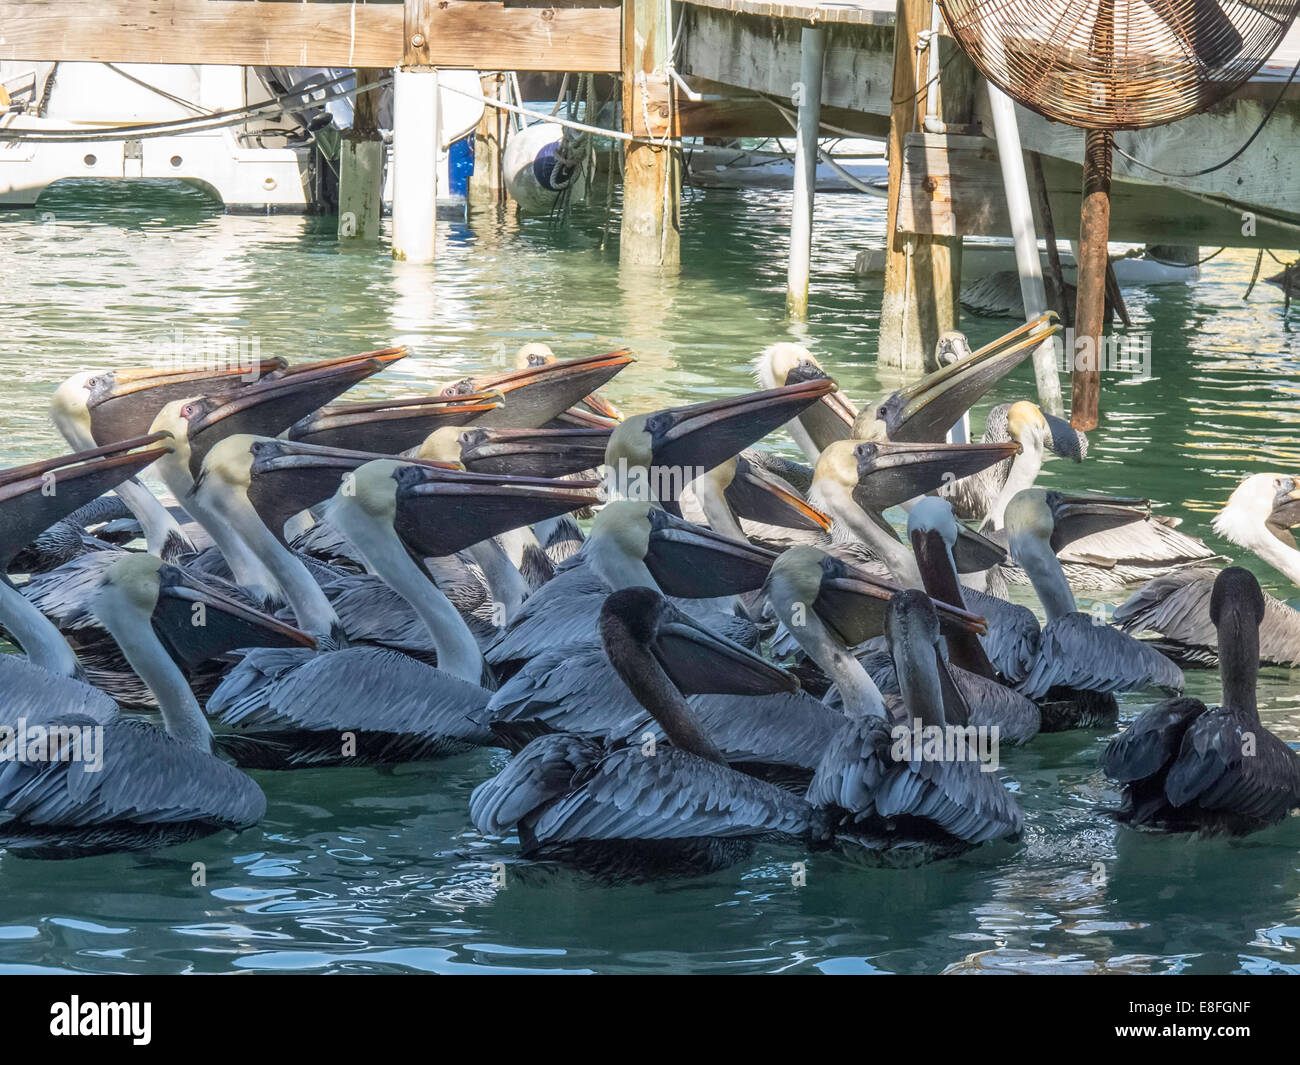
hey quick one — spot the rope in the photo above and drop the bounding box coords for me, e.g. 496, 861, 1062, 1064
1113, 50, 1300, 179
1138, 246, 1226, 267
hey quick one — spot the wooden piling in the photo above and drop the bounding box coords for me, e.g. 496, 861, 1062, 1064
620, 0, 680, 269
468, 72, 507, 208
879, 0, 962, 372
338, 67, 384, 241
1071, 128, 1111, 431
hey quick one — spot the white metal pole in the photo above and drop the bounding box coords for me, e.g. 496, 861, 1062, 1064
986, 83, 1064, 416
392, 67, 440, 264
786, 25, 827, 320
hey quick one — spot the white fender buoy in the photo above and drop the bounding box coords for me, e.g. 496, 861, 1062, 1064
503, 122, 587, 215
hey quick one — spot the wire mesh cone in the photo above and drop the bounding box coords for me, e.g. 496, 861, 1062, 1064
937, 0, 1300, 128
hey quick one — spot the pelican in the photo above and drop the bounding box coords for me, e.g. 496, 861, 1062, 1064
26, 351, 401, 642
486, 501, 777, 672
806, 589, 1023, 864
764, 544, 1038, 745
1115, 474, 1300, 668
204, 455, 599, 767
514, 342, 625, 424
1, 554, 275, 859
941, 401, 1085, 526
1102, 567, 1300, 835
442, 349, 634, 429
957, 401, 1218, 590
600, 379, 838, 507
470, 587, 815, 880
3, 438, 307, 708
50, 349, 404, 558
753, 315, 1060, 466
1003, 489, 1185, 729
2, 437, 173, 715
858, 497, 1042, 742
807, 438, 1021, 586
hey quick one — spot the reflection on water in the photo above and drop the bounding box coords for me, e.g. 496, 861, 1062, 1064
1, 178, 1299, 974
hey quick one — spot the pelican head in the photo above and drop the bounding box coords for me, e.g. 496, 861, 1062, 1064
753, 344, 858, 456
51, 358, 287, 450
876, 313, 1061, 442
588, 501, 781, 597
934, 331, 973, 367
1214, 473, 1300, 549
1005, 400, 1086, 463
516, 342, 557, 369
413, 426, 469, 465
604, 381, 837, 504
885, 588, 963, 727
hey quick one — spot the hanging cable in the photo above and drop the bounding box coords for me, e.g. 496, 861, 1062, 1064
0, 71, 373, 142
1114, 51, 1300, 179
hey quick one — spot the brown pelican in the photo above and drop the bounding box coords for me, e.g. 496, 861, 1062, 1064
1, 554, 273, 859
1115, 474, 1300, 668
953, 401, 1218, 591
600, 380, 838, 507
1102, 567, 1300, 835
470, 587, 815, 880
1, 437, 173, 704
752, 315, 1059, 465
752, 344, 860, 461
763, 545, 1038, 746
807, 438, 1021, 585
1003, 489, 1185, 729
442, 349, 634, 429
941, 401, 1085, 526
806, 589, 1024, 864
205, 457, 599, 768
50, 350, 405, 558
486, 501, 777, 671
514, 342, 624, 425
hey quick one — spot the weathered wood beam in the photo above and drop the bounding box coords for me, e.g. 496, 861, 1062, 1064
897, 132, 1300, 247
878, 0, 962, 373
620, 0, 681, 268
0, 0, 620, 72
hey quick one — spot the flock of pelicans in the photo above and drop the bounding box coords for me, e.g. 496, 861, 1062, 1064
1, 313, 1299, 876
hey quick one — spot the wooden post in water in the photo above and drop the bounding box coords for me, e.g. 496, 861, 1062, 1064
620, 0, 680, 268
392, 0, 440, 263
786, 24, 827, 320
879, 0, 961, 372
338, 67, 384, 242
468, 72, 506, 208
1072, 128, 1111, 431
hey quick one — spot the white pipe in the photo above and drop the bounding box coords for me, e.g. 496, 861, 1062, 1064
786, 25, 826, 321
986, 84, 1065, 416
392, 67, 440, 264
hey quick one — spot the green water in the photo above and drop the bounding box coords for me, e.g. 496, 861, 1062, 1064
1, 179, 1299, 974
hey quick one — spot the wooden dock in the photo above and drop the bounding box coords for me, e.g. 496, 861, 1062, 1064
0, 0, 1297, 379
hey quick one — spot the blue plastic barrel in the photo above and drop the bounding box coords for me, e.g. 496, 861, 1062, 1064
448, 135, 474, 198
